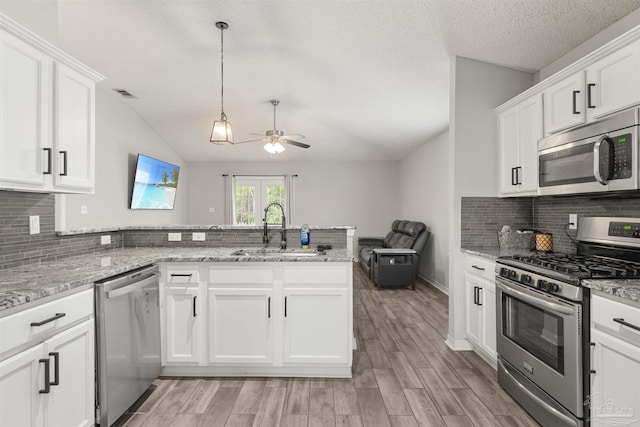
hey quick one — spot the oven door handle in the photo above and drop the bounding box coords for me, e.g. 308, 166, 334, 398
497, 358, 579, 427
497, 282, 575, 316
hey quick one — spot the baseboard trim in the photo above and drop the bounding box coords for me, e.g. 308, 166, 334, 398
445, 335, 474, 351
418, 274, 448, 295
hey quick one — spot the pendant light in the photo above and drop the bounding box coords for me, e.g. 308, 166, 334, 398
210, 21, 233, 144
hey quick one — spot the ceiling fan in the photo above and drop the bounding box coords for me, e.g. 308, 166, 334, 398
238, 100, 310, 154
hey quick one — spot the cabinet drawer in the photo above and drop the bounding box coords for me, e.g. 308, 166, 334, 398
284, 266, 349, 285
209, 267, 274, 284
592, 294, 640, 343
464, 255, 495, 281
0, 289, 93, 356
164, 265, 200, 286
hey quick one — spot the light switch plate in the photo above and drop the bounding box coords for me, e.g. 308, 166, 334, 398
168, 232, 182, 241
80, 205, 88, 215
192, 232, 206, 241
101, 235, 111, 245
29, 215, 40, 235
209, 207, 215, 213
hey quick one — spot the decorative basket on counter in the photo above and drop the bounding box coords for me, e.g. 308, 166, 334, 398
498, 231, 535, 250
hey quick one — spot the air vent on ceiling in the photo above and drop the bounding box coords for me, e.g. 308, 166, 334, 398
113, 89, 136, 98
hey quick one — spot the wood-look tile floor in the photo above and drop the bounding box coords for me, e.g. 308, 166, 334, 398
122, 265, 540, 427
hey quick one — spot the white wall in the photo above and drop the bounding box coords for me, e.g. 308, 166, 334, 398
536, 7, 640, 82
58, 90, 188, 229
0, 1, 58, 44
187, 161, 399, 238
399, 130, 449, 290
447, 57, 534, 350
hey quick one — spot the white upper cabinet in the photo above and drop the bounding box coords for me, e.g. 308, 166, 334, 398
53, 63, 95, 191
585, 39, 640, 122
543, 71, 586, 135
499, 94, 542, 197
0, 30, 50, 189
0, 14, 103, 194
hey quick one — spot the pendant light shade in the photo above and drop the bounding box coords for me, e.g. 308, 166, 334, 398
210, 21, 233, 145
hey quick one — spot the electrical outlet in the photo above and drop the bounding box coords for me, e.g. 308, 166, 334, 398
101, 235, 111, 245
569, 214, 577, 230
29, 215, 40, 235
192, 232, 206, 241
168, 232, 182, 241
209, 207, 215, 213
80, 205, 88, 215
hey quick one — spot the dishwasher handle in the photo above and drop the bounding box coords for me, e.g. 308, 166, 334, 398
106, 274, 159, 299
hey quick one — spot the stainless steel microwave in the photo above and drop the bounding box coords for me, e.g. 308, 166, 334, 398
538, 108, 639, 195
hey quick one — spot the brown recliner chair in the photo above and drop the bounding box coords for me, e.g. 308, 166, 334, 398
358, 220, 431, 289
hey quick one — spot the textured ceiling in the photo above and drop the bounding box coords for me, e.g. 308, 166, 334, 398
16, 1, 640, 161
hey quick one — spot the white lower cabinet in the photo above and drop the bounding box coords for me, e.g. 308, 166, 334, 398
0, 315, 94, 427
283, 287, 349, 364
164, 287, 202, 364
464, 255, 497, 362
160, 262, 353, 377
208, 287, 274, 364
589, 294, 640, 426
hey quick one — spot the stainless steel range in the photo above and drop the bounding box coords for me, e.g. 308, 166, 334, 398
495, 217, 640, 427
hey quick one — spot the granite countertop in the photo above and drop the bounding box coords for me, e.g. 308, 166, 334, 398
56, 224, 357, 236
581, 279, 640, 304
461, 247, 537, 260
0, 247, 353, 314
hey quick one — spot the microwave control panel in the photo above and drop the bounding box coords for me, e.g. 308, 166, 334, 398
608, 221, 640, 238
610, 133, 633, 180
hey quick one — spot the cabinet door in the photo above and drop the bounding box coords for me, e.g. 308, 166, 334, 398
464, 273, 482, 346
208, 287, 274, 364
517, 94, 542, 194
44, 320, 94, 427
499, 105, 520, 195
0, 344, 44, 427
164, 288, 200, 364
543, 71, 585, 135
590, 328, 640, 426
283, 287, 349, 364
587, 40, 640, 122
53, 62, 95, 191
0, 31, 50, 189
479, 280, 497, 360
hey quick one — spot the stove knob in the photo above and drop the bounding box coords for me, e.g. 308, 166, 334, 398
549, 282, 560, 293
508, 269, 517, 279
520, 274, 532, 285
538, 280, 548, 291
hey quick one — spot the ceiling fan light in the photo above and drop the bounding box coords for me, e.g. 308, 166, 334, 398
210, 119, 233, 144
264, 142, 285, 154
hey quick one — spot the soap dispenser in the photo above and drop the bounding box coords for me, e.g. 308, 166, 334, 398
301, 224, 310, 249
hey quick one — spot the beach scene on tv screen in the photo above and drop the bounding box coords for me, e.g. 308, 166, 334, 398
131, 155, 180, 209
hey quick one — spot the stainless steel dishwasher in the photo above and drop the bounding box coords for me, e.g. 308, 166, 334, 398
95, 264, 161, 426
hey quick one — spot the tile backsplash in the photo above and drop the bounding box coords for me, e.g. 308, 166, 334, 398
462, 193, 640, 254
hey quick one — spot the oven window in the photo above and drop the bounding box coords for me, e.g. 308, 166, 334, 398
502, 293, 565, 374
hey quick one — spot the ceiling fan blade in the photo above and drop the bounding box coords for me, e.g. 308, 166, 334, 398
235, 138, 265, 144
285, 139, 310, 149
282, 134, 306, 139
249, 132, 267, 136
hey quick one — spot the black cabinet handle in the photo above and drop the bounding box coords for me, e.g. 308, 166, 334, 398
31, 313, 66, 327
477, 287, 483, 306
516, 167, 522, 185
613, 317, 640, 333
511, 167, 517, 186
587, 83, 596, 108
59, 151, 68, 176
43, 148, 52, 175
473, 286, 478, 305
192, 296, 197, 317
268, 297, 271, 318
472, 265, 485, 271
171, 273, 193, 277
39, 359, 51, 394
589, 369, 597, 375
284, 297, 288, 317
572, 91, 580, 114
49, 352, 60, 386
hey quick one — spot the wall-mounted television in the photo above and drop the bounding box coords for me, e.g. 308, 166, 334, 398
130, 154, 180, 210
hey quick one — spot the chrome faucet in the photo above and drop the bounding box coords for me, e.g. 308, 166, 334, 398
262, 202, 287, 249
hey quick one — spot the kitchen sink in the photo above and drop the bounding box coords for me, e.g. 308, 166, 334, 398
230, 248, 324, 257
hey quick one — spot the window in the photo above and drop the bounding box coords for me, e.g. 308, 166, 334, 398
231, 176, 291, 225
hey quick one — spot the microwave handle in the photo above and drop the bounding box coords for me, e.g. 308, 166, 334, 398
593, 135, 611, 186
